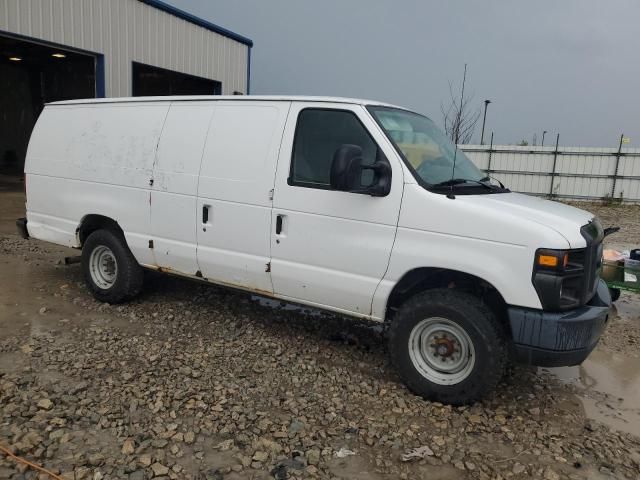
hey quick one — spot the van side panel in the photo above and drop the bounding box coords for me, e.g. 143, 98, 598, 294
371, 184, 548, 318
150, 102, 215, 274
196, 101, 290, 293
25, 103, 169, 266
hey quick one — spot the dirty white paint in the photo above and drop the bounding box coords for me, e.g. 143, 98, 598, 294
24, 96, 600, 321
0, 0, 249, 95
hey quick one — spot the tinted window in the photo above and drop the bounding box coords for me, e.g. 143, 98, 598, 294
290, 109, 379, 187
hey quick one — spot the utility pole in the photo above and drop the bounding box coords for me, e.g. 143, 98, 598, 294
541, 130, 547, 147
480, 99, 491, 145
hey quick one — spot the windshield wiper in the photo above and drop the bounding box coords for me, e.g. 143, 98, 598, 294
480, 175, 505, 189
431, 178, 496, 190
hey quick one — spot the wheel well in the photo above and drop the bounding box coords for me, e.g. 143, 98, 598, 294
385, 268, 509, 331
77, 214, 124, 246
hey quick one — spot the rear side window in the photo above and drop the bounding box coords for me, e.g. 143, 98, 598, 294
289, 109, 379, 188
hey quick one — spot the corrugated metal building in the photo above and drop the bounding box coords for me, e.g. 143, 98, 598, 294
0, 0, 253, 173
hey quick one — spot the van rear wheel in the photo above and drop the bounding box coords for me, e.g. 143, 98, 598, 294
388, 289, 507, 405
82, 229, 143, 303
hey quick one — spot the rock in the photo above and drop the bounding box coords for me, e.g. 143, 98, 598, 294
151, 463, 169, 476
139, 454, 152, 467
203, 469, 223, 480
401, 446, 433, 462
252, 450, 269, 463
468, 414, 483, 424
454, 461, 466, 470
306, 449, 321, 466
184, 431, 195, 444
129, 471, 144, 480
39, 307, 48, 315
88, 453, 105, 466
289, 420, 305, 433
75, 467, 91, 479
432, 436, 446, 447
335, 447, 356, 458
271, 464, 288, 480
214, 439, 234, 451
544, 467, 560, 480
513, 463, 526, 474
37, 398, 53, 410
122, 438, 136, 455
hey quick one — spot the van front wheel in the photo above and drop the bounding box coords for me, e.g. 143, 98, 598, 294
388, 289, 506, 405
82, 229, 143, 303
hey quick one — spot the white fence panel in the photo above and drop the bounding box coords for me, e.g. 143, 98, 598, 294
460, 144, 640, 203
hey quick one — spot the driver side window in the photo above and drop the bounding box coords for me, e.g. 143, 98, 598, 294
289, 109, 379, 189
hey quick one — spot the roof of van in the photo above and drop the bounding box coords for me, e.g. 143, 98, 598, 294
47, 95, 406, 109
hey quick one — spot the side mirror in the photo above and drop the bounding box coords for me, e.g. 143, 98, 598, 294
330, 144, 363, 191
330, 144, 392, 197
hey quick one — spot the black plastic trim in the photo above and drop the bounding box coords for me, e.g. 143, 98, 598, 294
16, 218, 29, 239
508, 279, 611, 366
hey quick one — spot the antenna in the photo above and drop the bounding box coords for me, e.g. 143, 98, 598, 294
448, 63, 467, 199
448, 147, 458, 199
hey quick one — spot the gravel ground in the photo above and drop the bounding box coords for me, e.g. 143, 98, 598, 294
1, 195, 640, 480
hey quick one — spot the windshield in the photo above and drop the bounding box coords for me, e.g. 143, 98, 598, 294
368, 106, 484, 186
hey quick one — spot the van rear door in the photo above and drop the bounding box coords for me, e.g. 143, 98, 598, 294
270, 103, 404, 318
196, 101, 290, 294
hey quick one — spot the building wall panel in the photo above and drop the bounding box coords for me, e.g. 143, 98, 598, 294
1, 0, 249, 96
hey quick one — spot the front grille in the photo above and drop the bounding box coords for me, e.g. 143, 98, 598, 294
579, 219, 604, 305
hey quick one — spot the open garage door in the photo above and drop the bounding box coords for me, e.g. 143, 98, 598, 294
0, 34, 98, 176
132, 62, 221, 96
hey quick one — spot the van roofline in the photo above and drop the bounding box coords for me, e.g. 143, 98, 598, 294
46, 95, 405, 109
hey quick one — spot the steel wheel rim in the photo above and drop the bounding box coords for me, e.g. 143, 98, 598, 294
408, 317, 476, 385
89, 245, 118, 289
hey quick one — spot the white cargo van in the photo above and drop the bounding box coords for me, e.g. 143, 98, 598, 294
17, 96, 611, 404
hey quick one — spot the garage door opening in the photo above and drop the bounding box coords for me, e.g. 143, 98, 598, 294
132, 62, 221, 96
0, 34, 97, 176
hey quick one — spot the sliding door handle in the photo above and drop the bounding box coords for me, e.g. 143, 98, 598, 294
202, 205, 210, 224
275, 214, 283, 234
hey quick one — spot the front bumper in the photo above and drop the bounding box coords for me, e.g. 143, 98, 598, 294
16, 217, 29, 239
508, 279, 611, 367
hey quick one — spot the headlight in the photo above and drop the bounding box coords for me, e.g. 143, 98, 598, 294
532, 248, 585, 311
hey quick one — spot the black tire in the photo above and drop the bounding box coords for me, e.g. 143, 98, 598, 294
609, 287, 621, 302
388, 289, 507, 405
81, 229, 143, 303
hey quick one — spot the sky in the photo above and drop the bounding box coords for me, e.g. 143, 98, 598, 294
172, 0, 640, 147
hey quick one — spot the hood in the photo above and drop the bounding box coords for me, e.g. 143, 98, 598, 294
467, 192, 594, 248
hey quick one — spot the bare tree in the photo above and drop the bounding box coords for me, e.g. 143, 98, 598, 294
441, 64, 481, 145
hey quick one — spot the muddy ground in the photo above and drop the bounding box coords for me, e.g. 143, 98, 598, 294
1, 181, 640, 480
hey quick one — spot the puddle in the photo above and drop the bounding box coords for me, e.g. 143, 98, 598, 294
612, 296, 640, 328
543, 349, 640, 436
